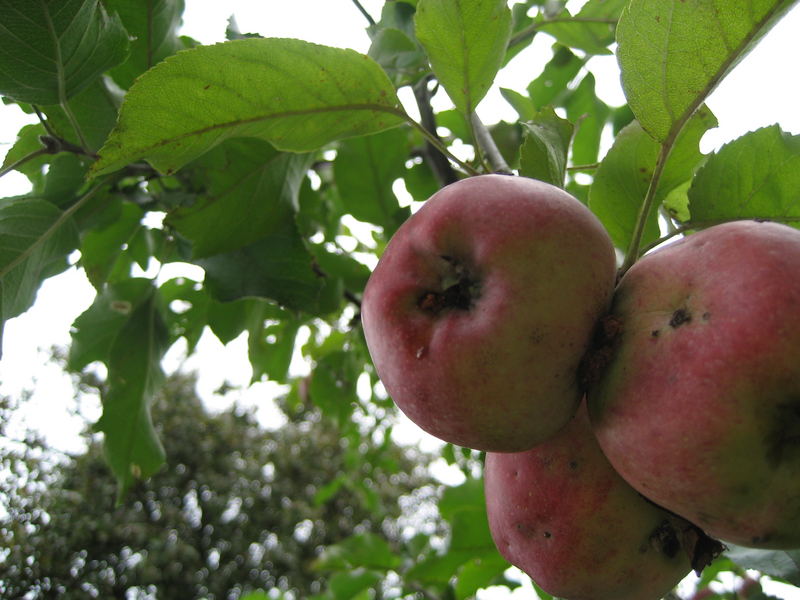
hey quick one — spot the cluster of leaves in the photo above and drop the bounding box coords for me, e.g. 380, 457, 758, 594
1, 0, 800, 597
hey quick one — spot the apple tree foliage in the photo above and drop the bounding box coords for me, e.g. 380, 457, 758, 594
1, 0, 800, 597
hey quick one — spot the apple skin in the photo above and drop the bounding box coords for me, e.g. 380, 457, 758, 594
588, 220, 800, 548
485, 402, 699, 600
361, 174, 617, 451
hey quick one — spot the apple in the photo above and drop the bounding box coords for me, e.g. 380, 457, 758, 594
588, 220, 800, 548
484, 401, 717, 600
361, 174, 617, 451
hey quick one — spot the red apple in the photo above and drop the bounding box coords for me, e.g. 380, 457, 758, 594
588, 220, 800, 548
485, 402, 714, 600
361, 174, 617, 451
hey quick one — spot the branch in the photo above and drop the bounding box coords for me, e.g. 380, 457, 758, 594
470, 113, 511, 174
412, 77, 464, 185
0, 134, 98, 180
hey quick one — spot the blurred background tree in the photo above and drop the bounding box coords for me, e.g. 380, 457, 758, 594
0, 369, 440, 599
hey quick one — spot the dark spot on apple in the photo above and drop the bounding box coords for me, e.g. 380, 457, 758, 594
515, 523, 535, 538
669, 308, 692, 328
651, 329, 660, 338
543, 531, 552, 538
702, 312, 711, 320
569, 460, 579, 470
649, 520, 680, 558
765, 398, 800, 466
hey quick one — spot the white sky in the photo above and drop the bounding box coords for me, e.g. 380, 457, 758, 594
1, 2, 799, 597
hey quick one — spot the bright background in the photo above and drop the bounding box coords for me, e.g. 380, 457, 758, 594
1, 1, 799, 597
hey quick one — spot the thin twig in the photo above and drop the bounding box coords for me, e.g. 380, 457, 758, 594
567, 162, 600, 172
0, 147, 48, 179
620, 143, 672, 274
351, 0, 376, 26
33, 106, 57, 138
0, 134, 97, 180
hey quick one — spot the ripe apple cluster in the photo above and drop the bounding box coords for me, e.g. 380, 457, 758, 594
361, 174, 800, 599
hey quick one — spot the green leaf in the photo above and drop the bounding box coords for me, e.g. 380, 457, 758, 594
334, 128, 409, 231
500, 87, 536, 121
367, 27, 429, 87
329, 568, 381, 600
526, 45, 584, 110
67, 278, 154, 371
0, 0, 129, 104
309, 350, 359, 424
564, 72, 609, 166
315, 532, 402, 572
309, 245, 372, 294
248, 316, 300, 384
79, 201, 143, 289
538, 0, 626, 55
454, 555, 510, 600
688, 125, 800, 225
448, 507, 495, 552
91, 38, 406, 176
415, 0, 512, 114
406, 549, 477, 585
617, 0, 796, 143
0, 198, 79, 353
519, 107, 574, 187
96, 287, 168, 500
198, 222, 327, 315
206, 297, 266, 345
371, 0, 419, 40
2, 124, 50, 190
726, 545, 800, 586
37, 77, 123, 153
159, 276, 210, 354
239, 593, 270, 600
41, 154, 89, 208
439, 477, 486, 521
106, 0, 185, 89
589, 106, 717, 250
166, 138, 312, 258
403, 159, 439, 202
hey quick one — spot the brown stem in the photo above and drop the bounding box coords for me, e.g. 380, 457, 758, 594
413, 76, 459, 187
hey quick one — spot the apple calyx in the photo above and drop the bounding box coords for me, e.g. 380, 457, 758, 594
649, 517, 725, 575
417, 255, 480, 315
